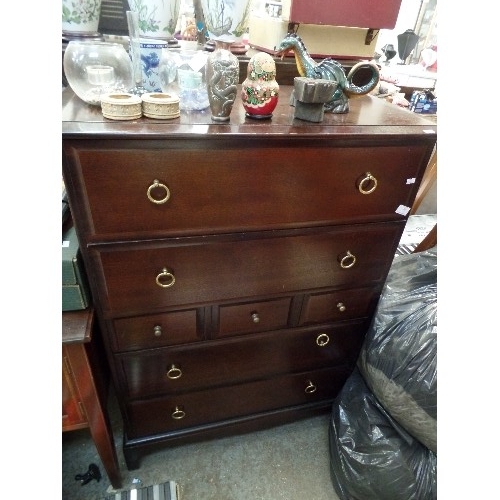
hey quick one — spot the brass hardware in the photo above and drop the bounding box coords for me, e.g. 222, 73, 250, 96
305, 380, 317, 394
153, 325, 162, 337
251, 312, 260, 324
147, 179, 171, 204
156, 267, 176, 288
166, 364, 182, 380
316, 333, 330, 347
338, 250, 356, 269
171, 406, 185, 420
357, 172, 378, 195
337, 302, 346, 312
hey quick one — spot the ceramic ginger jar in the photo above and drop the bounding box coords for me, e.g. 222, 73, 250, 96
241, 51, 279, 119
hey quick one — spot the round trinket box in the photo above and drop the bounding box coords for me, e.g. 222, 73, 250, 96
100, 92, 142, 120
141, 92, 180, 119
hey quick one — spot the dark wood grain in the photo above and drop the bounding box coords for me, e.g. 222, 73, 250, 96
62, 86, 437, 469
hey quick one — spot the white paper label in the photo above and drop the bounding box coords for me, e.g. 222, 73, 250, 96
62, 240, 70, 248
395, 205, 410, 216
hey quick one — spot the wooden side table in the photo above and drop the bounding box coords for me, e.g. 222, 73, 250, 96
62, 308, 122, 489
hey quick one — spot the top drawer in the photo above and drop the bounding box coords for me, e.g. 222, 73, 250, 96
63, 141, 428, 239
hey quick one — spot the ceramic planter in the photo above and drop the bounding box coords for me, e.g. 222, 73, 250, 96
200, 0, 252, 43
62, 0, 102, 35
128, 0, 181, 40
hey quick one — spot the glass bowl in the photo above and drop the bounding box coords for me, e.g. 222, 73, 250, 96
63, 41, 134, 106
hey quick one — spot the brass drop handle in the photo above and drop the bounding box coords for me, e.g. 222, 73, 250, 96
166, 364, 182, 380
171, 406, 185, 420
147, 179, 171, 204
305, 380, 317, 394
338, 250, 356, 269
251, 312, 260, 323
153, 325, 162, 337
357, 172, 378, 195
156, 267, 176, 288
337, 302, 346, 312
316, 333, 330, 347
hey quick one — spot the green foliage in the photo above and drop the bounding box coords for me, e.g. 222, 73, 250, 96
62, 0, 100, 24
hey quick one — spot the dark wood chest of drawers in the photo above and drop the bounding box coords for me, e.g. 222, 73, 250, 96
62, 86, 437, 469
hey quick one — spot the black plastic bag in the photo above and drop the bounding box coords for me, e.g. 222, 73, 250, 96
329, 369, 437, 500
358, 249, 437, 452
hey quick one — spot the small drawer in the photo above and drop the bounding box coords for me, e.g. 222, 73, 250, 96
113, 309, 200, 352
299, 287, 380, 326
118, 320, 366, 398
217, 297, 291, 337
125, 365, 351, 439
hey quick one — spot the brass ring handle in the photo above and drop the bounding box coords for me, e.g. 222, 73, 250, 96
337, 302, 346, 312
305, 380, 317, 394
147, 179, 171, 204
166, 364, 182, 380
156, 268, 176, 288
153, 325, 162, 337
338, 250, 356, 269
171, 406, 185, 420
316, 333, 330, 347
357, 172, 378, 195
251, 312, 260, 324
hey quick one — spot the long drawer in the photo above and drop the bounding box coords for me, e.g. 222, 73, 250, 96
125, 365, 351, 438
67, 143, 426, 239
93, 223, 402, 316
117, 321, 366, 398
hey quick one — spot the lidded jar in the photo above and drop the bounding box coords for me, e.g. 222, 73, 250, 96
241, 51, 279, 119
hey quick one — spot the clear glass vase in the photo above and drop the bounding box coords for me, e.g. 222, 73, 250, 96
160, 49, 210, 111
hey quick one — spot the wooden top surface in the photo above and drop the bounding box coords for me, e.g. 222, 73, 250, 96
62, 86, 437, 140
62, 307, 94, 344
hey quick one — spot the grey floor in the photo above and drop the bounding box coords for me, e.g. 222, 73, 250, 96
62, 182, 437, 500
63, 389, 338, 500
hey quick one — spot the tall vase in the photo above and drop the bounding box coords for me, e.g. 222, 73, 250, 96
201, 0, 253, 121
127, 0, 181, 43
62, 0, 102, 38
206, 41, 238, 121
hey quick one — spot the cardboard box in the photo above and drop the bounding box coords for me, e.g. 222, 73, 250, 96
409, 90, 437, 114
62, 226, 91, 311
248, 14, 379, 60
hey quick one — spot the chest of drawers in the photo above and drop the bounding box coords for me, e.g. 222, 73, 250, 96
62, 85, 437, 469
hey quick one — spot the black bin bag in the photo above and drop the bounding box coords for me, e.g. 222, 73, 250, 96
329, 368, 437, 500
358, 248, 437, 453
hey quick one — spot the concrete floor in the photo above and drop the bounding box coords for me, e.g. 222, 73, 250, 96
62, 389, 339, 500
62, 185, 437, 500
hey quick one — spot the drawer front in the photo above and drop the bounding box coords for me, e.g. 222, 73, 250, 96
125, 365, 351, 438
217, 297, 291, 337
95, 223, 402, 315
299, 286, 380, 326
69, 144, 426, 238
112, 309, 200, 352
118, 321, 365, 398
